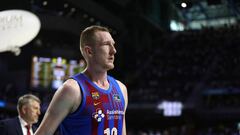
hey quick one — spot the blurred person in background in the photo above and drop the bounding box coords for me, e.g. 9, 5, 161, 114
0, 93, 41, 135
34, 25, 128, 135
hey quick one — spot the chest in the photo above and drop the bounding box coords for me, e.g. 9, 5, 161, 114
81, 86, 125, 117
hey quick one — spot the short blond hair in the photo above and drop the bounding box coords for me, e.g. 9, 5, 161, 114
17, 94, 41, 113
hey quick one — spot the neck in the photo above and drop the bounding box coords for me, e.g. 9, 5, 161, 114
84, 69, 109, 89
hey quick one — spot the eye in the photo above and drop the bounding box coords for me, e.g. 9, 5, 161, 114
102, 41, 115, 46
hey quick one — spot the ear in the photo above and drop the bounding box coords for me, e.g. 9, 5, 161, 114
21, 105, 27, 114
84, 46, 93, 56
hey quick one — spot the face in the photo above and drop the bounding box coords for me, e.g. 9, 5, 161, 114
88, 31, 117, 71
22, 100, 41, 124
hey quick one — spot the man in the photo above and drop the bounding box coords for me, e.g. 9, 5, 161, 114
34, 25, 128, 135
0, 94, 41, 135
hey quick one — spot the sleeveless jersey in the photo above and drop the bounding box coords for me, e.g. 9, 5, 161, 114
59, 73, 125, 135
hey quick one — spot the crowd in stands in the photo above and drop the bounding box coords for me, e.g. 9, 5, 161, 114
126, 24, 240, 107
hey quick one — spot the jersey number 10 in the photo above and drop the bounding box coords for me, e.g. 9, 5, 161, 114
104, 127, 117, 135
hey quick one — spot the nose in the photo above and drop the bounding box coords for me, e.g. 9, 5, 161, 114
111, 44, 117, 54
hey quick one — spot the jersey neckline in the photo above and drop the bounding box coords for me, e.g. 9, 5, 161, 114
81, 73, 112, 94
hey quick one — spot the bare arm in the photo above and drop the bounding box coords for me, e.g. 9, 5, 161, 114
117, 80, 128, 135
122, 115, 127, 135
34, 79, 81, 135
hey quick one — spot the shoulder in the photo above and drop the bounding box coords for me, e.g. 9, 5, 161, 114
0, 117, 18, 123
63, 78, 79, 89
115, 80, 128, 107
57, 79, 80, 96
54, 78, 81, 105
108, 76, 128, 107
0, 117, 19, 126
116, 80, 127, 92
108, 75, 127, 91
53, 79, 82, 113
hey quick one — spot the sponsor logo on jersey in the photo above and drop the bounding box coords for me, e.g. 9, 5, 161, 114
93, 102, 101, 106
92, 108, 124, 121
106, 109, 124, 120
107, 110, 124, 115
91, 92, 100, 100
113, 94, 121, 102
92, 108, 105, 122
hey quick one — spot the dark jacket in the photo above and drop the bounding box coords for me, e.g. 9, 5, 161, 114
0, 117, 37, 135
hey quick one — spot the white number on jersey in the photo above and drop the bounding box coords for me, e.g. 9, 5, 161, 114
104, 127, 117, 135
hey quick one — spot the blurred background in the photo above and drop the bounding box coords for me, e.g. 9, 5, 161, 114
1, 0, 240, 134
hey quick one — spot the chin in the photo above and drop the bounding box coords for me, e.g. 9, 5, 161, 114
106, 64, 114, 70
33, 119, 38, 123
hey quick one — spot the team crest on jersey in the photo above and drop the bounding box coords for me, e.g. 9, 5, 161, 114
91, 92, 100, 100
113, 94, 121, 102
92, 108, 105, 122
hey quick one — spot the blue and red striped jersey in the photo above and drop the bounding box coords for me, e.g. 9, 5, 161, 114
59, 73, 125, 135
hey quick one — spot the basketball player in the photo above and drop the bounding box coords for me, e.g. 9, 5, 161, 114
34, 25, 128, 135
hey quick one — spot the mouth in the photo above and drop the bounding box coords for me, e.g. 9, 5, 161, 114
108, 57, 114, 61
